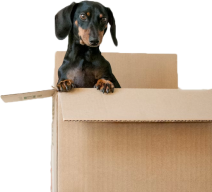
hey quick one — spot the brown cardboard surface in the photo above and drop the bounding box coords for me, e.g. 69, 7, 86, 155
57, 95, 212, 192
55, 52, 178, 89
59, 88, 212, 122
51, 93, 58, 192
54, 58, 212, 192
1, 89, 55, 102
103, 52, 178, 88
2, 52, 212, 192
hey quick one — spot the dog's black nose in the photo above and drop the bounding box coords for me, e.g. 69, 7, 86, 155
89, 38, 99, 46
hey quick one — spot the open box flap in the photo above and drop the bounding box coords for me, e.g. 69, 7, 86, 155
1, 89, 56, 102
55, 52, 178, 89
59, 88, 212, 122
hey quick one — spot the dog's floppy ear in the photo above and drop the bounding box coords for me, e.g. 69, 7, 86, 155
107, 7, 118, 46
55, 2, 77, 40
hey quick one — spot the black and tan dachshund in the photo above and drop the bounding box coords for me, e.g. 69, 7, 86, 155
55, 1, 121, 93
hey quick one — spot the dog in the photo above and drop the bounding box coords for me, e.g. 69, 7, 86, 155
55, 1, 121, 93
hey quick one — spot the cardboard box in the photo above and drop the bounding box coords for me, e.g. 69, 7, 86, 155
1, 52, 212, 192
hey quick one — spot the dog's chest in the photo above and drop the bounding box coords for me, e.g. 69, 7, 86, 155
66, 61, 102, 88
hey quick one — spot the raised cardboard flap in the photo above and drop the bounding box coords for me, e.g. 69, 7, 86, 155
55, 52, 178, 89
59, 88, 212, 122
1, 89, 55, 102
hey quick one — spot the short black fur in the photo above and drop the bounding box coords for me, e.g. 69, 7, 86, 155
55, 1, 121, 93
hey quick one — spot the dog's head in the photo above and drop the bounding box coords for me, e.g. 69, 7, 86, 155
55, 1, 117, 47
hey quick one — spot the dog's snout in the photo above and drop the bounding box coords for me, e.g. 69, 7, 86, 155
89, 37, 99, 46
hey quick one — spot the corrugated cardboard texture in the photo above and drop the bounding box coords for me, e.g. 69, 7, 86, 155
59, 89, 212, 122
58, 98, 212, 192
53, 52, 212, 192
51, 93, 58, 192
55, 52, 178, 89
1, 89, 55, 103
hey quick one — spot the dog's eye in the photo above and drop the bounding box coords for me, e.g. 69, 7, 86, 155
101, 18, 107, 23
80, 14, 87, 21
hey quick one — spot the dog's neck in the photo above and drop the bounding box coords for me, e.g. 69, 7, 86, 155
65, 36, 101, 62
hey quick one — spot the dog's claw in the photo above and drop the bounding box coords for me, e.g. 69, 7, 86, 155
64, 84, 68, 91
104, 83, 107, 89
106, 83, 110, 93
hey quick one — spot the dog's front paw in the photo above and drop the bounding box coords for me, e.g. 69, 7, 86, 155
57, 80, 76, 92
94, 79, 114, 93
